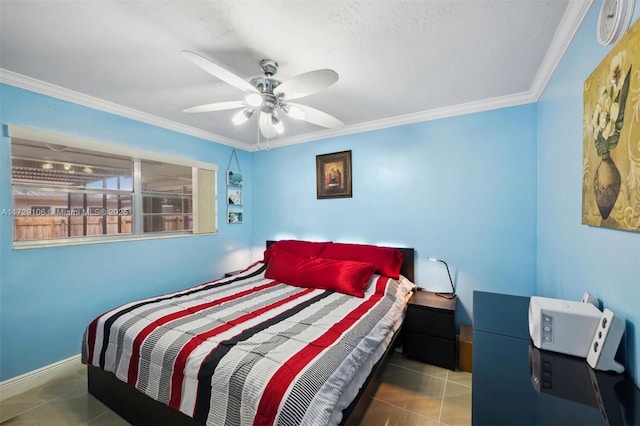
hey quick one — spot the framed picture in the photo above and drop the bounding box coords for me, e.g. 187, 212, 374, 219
582, 18, 639, 232
227, 188, 242, 205
316, 150, 352, 199
227, 207, 243, 224
227, 170, 243, 187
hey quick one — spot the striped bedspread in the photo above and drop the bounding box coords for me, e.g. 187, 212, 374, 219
82, 261, 415, 426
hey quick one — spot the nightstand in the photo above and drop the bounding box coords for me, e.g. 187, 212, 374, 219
404, 291, 457, 370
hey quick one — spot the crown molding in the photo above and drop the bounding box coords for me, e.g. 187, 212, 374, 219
529, 0, 594, 100
267, 90, 537, 150
0, 69, 251, 151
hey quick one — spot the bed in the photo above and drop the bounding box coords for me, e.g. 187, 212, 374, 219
83, 240, 415, 425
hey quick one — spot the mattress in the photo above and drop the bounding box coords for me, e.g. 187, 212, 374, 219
82, 262, 415, 426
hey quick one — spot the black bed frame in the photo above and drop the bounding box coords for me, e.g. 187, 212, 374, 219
87, 243, 415, 425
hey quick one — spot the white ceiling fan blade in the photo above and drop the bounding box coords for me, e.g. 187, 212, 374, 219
183, 100, 246, 113
182, 50, 258, 94
274, 69, 338, 100
287, 103, 344, 129
259, 111, 277, 139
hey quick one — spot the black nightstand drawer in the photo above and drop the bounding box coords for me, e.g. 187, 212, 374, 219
404, 331, 456, 370
406, 306, 455, 340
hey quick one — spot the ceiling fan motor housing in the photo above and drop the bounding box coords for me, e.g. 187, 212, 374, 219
251, 61, 282, 114
259, 59, 278, 76
250, 77, 281, 93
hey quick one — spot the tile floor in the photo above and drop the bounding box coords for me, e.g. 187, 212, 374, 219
361, 353, 472, 426
0, 352, 471, 425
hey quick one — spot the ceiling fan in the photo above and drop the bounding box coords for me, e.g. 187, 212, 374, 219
182, 51, 344, 139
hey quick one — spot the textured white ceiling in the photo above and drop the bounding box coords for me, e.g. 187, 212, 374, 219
0, 0, 587, 150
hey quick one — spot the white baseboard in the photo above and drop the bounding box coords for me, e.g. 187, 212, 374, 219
0, 354, 82, 401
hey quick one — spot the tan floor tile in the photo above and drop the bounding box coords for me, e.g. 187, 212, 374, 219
374, 387, 443, 420
440, 382, 472, 426
85, 409, 131, 426
1, 390, 109, 425
0, 397, 49, 423
0, 370, 88, 423
388, 354, 449, 379
360, 398, 440, 426
380, 364, 446, 395
374, 367, 445, 420
446, 369, 472, 388
443, 381, 471, 400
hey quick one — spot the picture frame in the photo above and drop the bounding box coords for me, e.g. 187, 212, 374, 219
582, 18, 639, 233
227, 170, 243, 187
227, 188, 242, 205
316, 150, 352, 199
227, 207, 243, 224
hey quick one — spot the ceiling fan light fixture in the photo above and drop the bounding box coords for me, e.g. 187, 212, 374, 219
232, 108, 254, 126
245, 93, 263, 107
272, 113, 284, 134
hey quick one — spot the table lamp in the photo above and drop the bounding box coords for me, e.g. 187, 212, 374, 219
425, 257, 456, 299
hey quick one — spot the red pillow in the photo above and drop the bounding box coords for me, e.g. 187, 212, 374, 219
319, 242, 404, 279
264, 247, 375, 298
262, 240, 329, 263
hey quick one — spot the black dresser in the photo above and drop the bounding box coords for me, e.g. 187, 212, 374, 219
472, 291, 639, 426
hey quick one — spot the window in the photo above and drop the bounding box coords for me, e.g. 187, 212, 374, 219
141, 160, 193, 233
8, 126, 217, 246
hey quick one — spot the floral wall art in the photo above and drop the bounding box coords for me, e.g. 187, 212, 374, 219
583, 18, 640, 233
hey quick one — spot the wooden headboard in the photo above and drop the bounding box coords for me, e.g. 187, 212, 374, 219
266, 240, 415, 283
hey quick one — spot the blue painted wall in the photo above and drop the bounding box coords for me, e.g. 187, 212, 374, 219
537, 3, 640, 385
0, 84, 253, 380
251, 105, 539, 328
